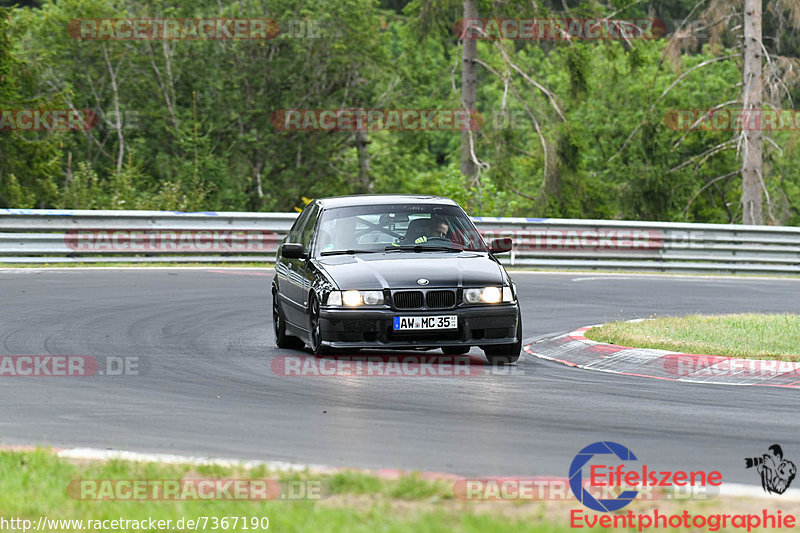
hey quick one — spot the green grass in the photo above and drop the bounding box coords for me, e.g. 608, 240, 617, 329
585, 313, 800, 359
0, 449, 569, 533
3, 448, 796, 532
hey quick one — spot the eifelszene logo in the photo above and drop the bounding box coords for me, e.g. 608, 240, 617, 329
569, 441, 722, 512
745, 444, 797, 495
570, 441, 640, 512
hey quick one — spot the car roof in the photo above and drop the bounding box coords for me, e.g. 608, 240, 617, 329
314, 194, 458, 209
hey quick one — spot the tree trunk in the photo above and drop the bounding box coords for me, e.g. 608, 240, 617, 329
253, 160, 264, 199
460, 0, 478, 180
355, 128, 373, 193
741, 0, 763, 225
102, 45, 125, 175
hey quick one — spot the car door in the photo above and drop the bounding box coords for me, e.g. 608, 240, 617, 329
277, 204, 312, 328
294, 204, 321, 331
282, 203, 319, 329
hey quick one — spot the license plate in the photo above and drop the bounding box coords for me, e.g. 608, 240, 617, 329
393, 315, 457, 330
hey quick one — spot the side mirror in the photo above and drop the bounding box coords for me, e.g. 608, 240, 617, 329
281, 242, 308, 259
489, 237, 513, 254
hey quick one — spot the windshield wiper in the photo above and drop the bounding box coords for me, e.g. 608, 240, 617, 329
320, 249, 378, 256
384, 245, 463, 253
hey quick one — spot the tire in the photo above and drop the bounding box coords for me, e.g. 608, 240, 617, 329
442, 346, 470, 356
273, 290, 304, 349
482, 309, 522, 365
308, 294, 330, 356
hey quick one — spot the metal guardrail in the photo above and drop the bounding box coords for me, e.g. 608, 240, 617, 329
0, 209, 798, 274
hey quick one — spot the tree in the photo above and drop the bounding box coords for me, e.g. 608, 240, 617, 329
741, 0, 763, 224
0, 7, 62, 208
460, 0, 477, 181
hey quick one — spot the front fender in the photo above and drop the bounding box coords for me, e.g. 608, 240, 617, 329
309, 261, 337, 309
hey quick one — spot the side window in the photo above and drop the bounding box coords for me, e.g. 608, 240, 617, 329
299, 205, 320, 249
289, 204, 314, 243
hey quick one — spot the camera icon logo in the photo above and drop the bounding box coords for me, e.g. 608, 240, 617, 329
744, 444, 797, 495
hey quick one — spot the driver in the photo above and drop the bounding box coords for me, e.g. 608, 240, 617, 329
414, 217, 450, 244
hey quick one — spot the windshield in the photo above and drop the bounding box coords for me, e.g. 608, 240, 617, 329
315, 203, 488, 256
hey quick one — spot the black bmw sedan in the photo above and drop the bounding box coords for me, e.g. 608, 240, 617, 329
271, 195, 522, 364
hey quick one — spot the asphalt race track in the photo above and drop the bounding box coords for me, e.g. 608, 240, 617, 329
1, 268, 799, 484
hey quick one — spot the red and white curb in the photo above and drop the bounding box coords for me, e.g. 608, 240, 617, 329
524, 326, 800, 388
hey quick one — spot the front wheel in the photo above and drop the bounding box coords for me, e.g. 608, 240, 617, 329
273, 291, 304, 349
308, 295, 330, 356
482, 309, 522, 365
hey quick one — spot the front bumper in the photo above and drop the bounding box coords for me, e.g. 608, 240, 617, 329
318, 303, 519, 349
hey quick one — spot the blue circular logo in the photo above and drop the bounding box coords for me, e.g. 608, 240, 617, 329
569, 441, 639, 512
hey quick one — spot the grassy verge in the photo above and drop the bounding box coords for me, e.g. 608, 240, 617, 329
3, 448, 798, 532
0, 449, 568, 533
585, 314, 800, 360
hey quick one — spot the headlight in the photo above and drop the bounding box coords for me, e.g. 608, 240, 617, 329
463, 286, 514, 304
342, 290, 362, 306
326, 290, 385, 306
481, 286, 502, 303
362, 291, 384, 305
464, 288, 482, 304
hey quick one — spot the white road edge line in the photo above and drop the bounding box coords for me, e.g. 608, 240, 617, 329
720, 483, 800, 501
56, 447, 333, 473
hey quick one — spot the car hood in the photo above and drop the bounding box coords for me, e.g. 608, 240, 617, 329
316, 252, 506, 290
